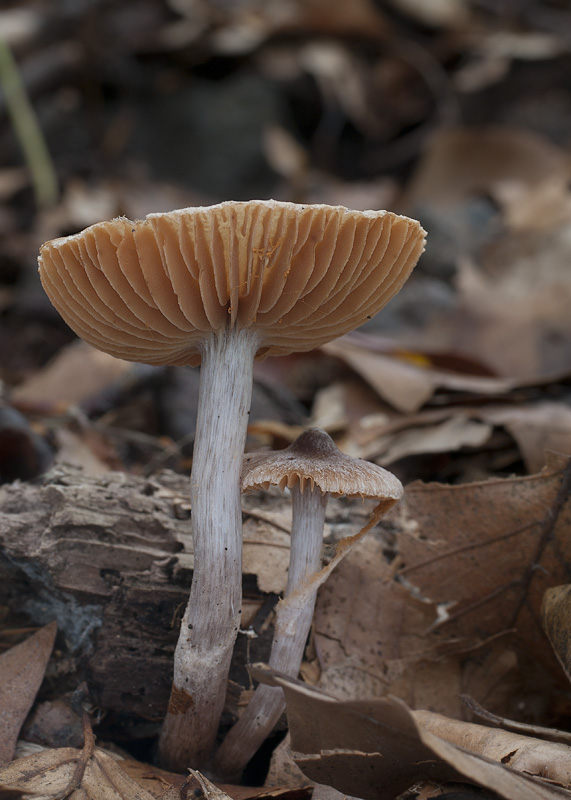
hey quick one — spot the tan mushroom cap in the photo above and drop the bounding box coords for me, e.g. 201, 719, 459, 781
38, 200, 425, 367
242, 428, 403, 502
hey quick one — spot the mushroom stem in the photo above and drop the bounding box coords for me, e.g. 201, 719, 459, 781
214, 485, 327, 780
158, 328, 260, 771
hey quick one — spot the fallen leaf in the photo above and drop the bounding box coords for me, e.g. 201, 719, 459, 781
11, 340, 132, 412
478, 402, 571, 473
542, 585, 571, 683
407, 127, 566, 209
395, 452, 571, 650
342, 399, 571, 475
310, 380, 392, 447
322, 337, 516, 413
463, 694, 571, 747
21, 698, 83, 749
253, 667, 571, 799
492, 175, 571, 232
243, 515, 292, 595
119, 756, 277, 800
425, 252, 571, 379
0, 740, 167, 800
313, 532, 465, 711
265, 734, 313, 791
109, 755, 185, 797
250, 666, 459, 800
393, 452, 571, 709
374, 413, 492, 465
415, 710, 571, 786
0, 621, 57, 765
314, 453, 571, 722
53, 427, 114, 475
413, 712, 571, 800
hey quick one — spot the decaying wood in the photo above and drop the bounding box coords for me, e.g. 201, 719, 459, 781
0, 465, 194, 722
0, 464, 374, 731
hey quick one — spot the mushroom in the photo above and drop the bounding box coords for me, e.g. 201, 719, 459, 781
214, 428, 402, 779
38, 200, 425, 771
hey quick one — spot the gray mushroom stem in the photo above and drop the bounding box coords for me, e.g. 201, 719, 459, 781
158, 328, 259, 771
214, 485, 327, 779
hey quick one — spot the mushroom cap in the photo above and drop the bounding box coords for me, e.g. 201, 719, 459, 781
241, 428, 403, 501
38, 200, 425, 366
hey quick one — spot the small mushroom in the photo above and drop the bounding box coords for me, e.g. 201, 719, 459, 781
214, 428, 403, 779
38, 200, 425, 770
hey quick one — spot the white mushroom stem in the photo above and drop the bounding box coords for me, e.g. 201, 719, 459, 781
159, 328, 259, 771
214, 485, 327, 779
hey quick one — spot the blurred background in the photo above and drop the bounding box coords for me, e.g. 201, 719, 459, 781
1, 0, 571, 484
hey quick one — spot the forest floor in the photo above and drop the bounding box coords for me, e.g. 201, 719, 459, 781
1, 2, 571, 799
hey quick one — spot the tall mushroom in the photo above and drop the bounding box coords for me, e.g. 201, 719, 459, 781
214, 428, 402, 779
38, 200, 425, 771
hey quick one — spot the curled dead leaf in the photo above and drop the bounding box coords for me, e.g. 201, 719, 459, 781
542, 585, 571, 684
252, 666, 571, 799
0, 621, 57, 766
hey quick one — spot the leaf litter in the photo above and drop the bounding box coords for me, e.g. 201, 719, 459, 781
2, 1, 571, 798
0, 622, 57, 765
314, 454, 571, 722
252, 666, 571, 800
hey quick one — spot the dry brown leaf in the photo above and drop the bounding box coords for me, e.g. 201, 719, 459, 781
415, 710, 571, 785
11, 340, 131, 412
393, 451, 571, 712
323, 339, 436, 413
310, 786, 350, 800
373, 413, 492, 465
53, 428, 114, 475
394, 452, 570, 657
246, 421, 305, 449
253, 667, 571, 799
314, 453, 571, 722
425, 254, 571, 379
264, 734, 313, 791
413, 715, 571, 800
116, 757, 186, 797
542, 585, 571, 684
0, 743, 163, 800
310, 380, 393, 448
242, 514, 292, 595
347, 399, 571, 474
250, 666, 459, 800
478, 402, 571, 473
21, 698, 83, 749
120, 756, 287, 800
492, 176, 571, 232
0, 622, 57, 765
314, 532, 466, 711
463, 695, 571, 747
407, 127, 567, 209
322, 337, 516, 413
